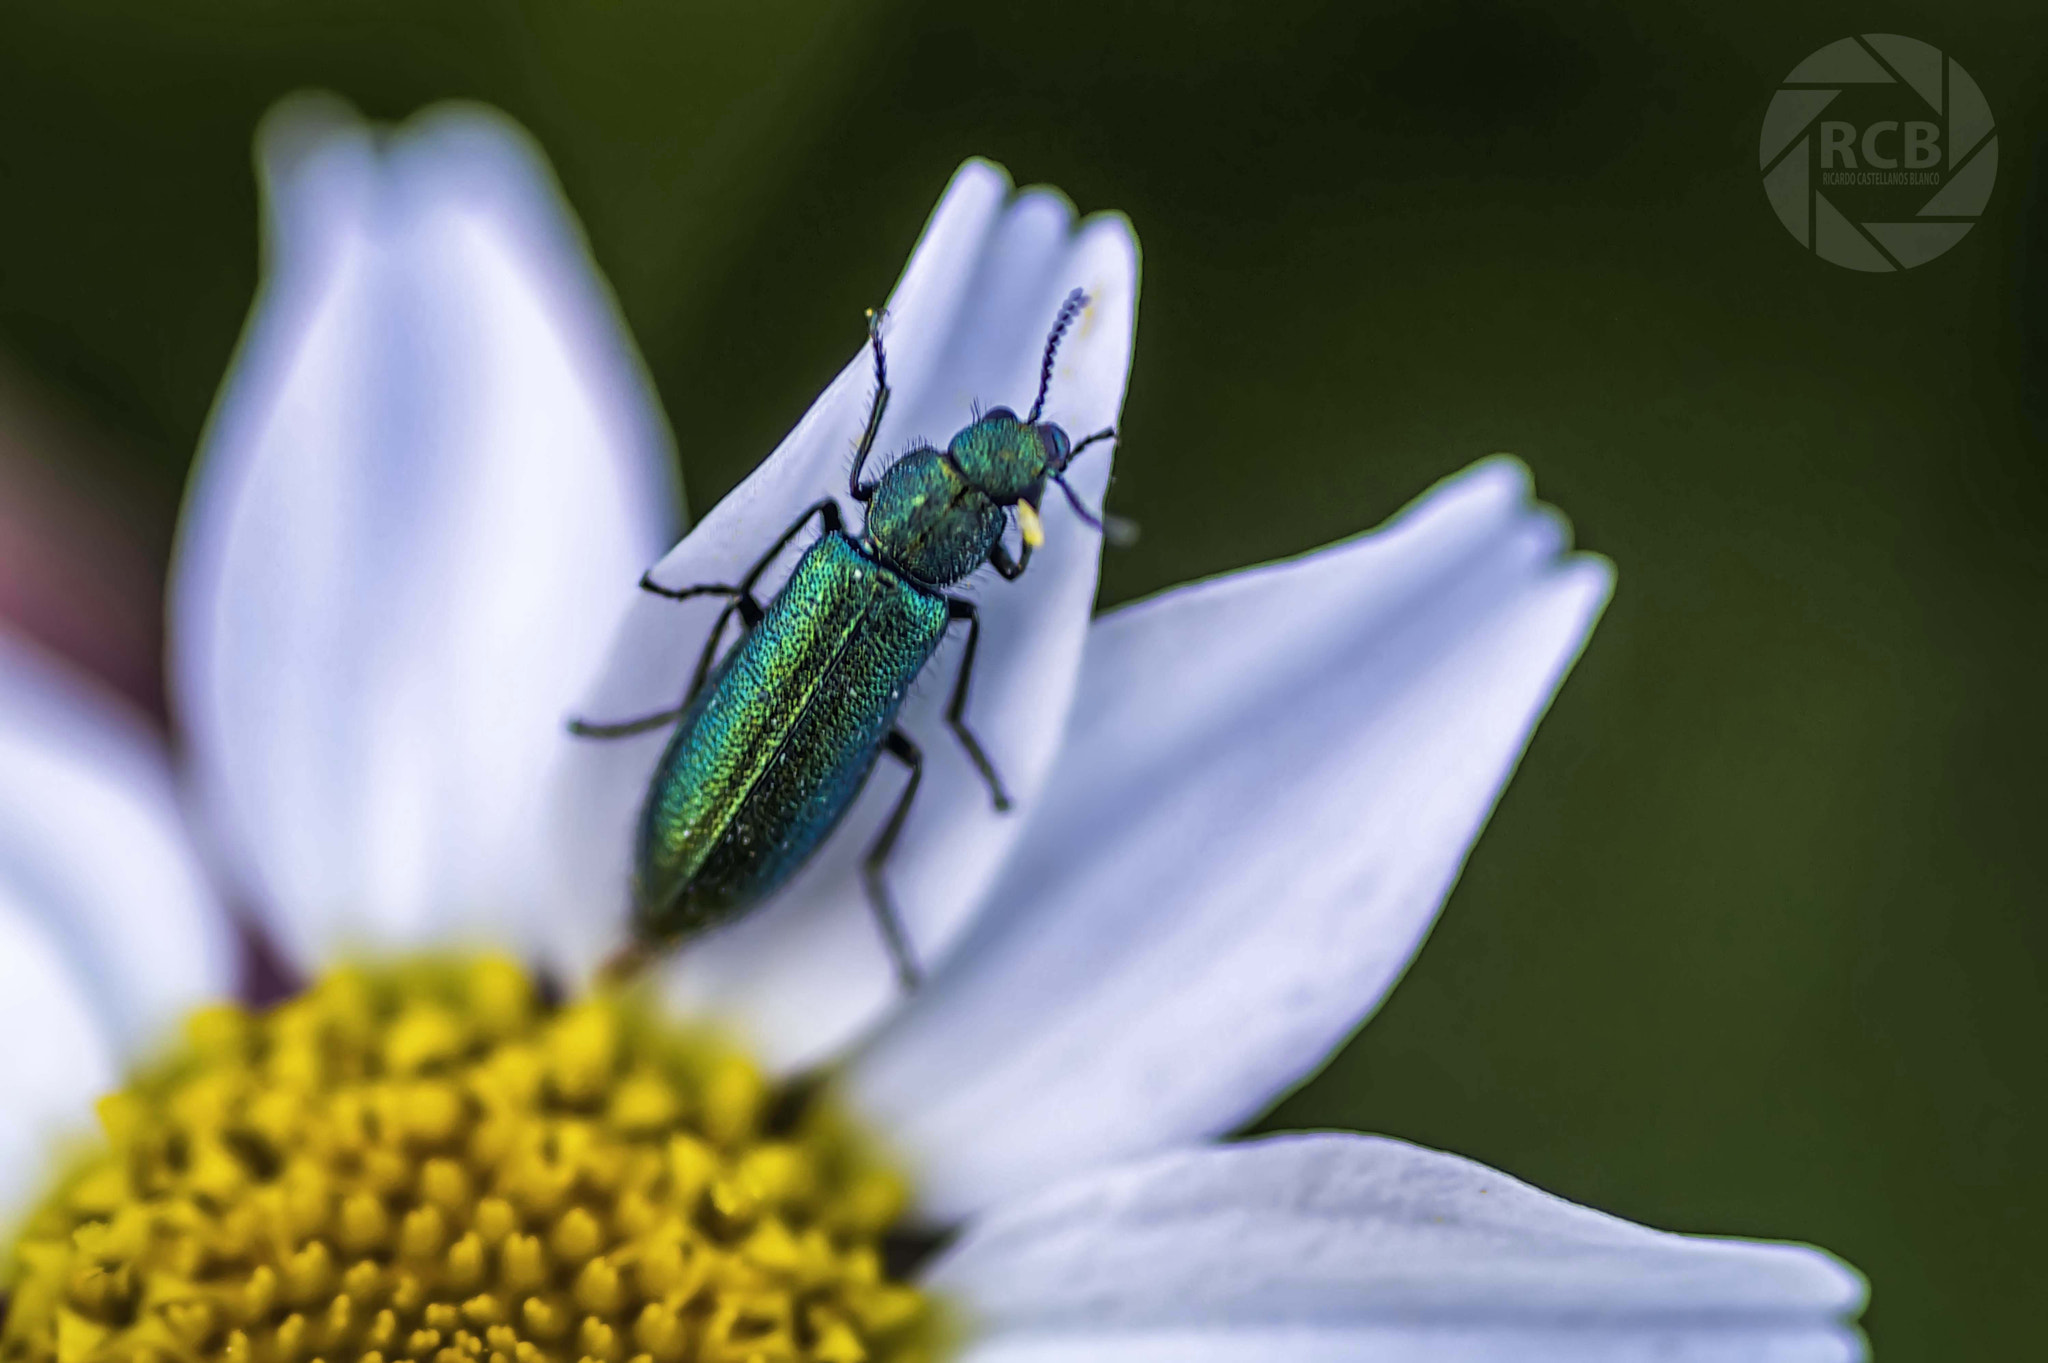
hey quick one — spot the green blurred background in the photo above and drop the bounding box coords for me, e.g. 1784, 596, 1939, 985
1, 0, 2040, 1354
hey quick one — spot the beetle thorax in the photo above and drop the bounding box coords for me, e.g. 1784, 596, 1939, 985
863, 446, 1006, 587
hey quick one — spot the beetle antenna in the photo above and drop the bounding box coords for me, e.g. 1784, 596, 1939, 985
1053, 465, 1139, 547
1028, 288, 1089, 424
1051, 474, 1102, 530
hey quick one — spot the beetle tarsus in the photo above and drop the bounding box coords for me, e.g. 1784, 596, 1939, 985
640, 573, 741, 602
943, 596, 1012, 811
568, 707, 687, 739
866, 730, 927, 991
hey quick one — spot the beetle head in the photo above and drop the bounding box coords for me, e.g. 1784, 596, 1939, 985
947, 288, 1117, 533
947, 407, 1069, 505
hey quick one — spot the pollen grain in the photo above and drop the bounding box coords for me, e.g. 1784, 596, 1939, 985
1, 958, 931, 1363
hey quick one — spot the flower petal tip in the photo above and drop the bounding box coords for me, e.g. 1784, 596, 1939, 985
1449, 454, 1616, 600
180, 93, 680, 967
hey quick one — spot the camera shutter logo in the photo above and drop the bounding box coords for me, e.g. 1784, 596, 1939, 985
1759, 35, 1996, 271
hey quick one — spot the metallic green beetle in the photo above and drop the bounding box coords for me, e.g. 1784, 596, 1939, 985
571, 290, 1115, 987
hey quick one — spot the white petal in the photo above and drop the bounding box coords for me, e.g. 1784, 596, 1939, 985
172, 93, 678, 968
930, 1133, 1864, 1362
0, 882, 117, 1233
0, 628, 234, 1057
846, 459, 1611, 1216
549, 160, 1138, 1071
953, 1324, 1862, 1363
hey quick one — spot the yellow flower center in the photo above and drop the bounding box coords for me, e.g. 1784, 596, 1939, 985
1, 958, 934, 1363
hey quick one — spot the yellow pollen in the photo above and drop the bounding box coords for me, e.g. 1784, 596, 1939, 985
2, 957, 936, 1363
1015, 501, 1044, 549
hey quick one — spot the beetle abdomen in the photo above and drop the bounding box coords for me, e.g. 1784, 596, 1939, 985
632, 532, 948, 942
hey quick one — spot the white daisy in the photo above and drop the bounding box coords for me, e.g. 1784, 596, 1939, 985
0, 95, 1865, 1363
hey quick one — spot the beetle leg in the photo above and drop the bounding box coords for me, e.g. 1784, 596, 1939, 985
850, 308, 892, 502
681, 577, 782, 693
866, 730, 925, 991
988, 534, 1033, 582
640, 496, 843, 602
680, 496, 841, 694
573, 501, 842, 737
567, 709, 687, 739
669, 495, 844, 691
570, 589, 766, 739
942, 597, 1013, 811
737, 498, 844, 596
637, 573, 736, 602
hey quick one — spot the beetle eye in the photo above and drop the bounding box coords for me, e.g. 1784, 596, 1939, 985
1043, 424, 1073, 469
983, 405, 1018, 424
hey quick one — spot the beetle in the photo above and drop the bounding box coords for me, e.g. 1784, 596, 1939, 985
570, 289, 1116, 987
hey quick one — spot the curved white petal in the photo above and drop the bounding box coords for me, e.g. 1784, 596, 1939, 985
930, 1134, 1864, 1362
172, 93, 678, 968
0, 884, 118, 1233
549, 160, 1138, 1072
0, 628, 234, 1058
954, 1324, 1861, 1363
847, 459, 1611, 1216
